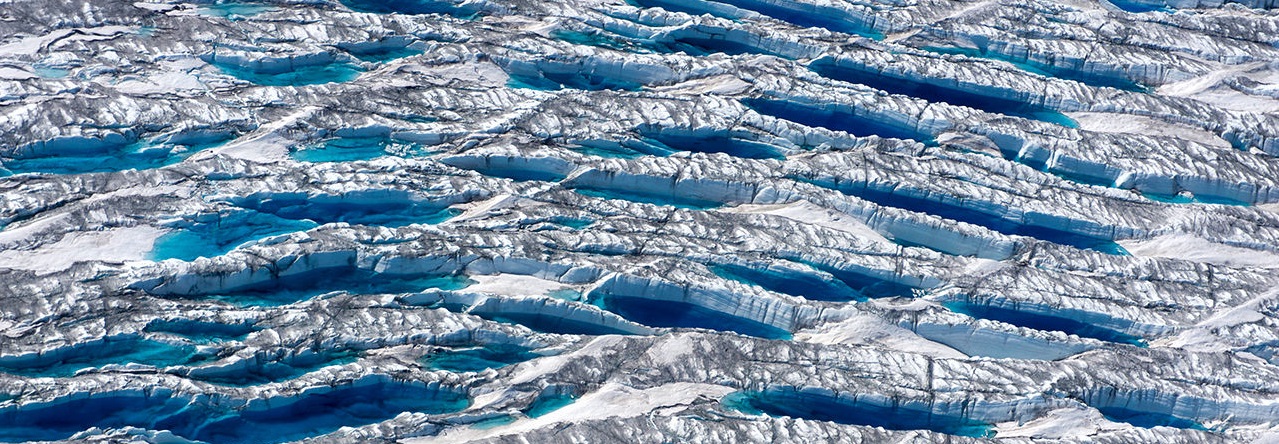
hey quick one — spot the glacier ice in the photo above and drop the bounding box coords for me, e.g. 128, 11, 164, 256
4, 0, 1279, 442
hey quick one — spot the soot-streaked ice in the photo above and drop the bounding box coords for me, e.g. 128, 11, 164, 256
3, 0, 1279, 442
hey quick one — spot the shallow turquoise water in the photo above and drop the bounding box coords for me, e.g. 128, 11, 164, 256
33, 66, 70, 78
150, 210, 319, 261
1141, 191, 1251, 206
1, 137, 230, 176
291, 137, 410, 163
0, 337, 209, 378
144, 319, 257, 344
209, 60, 363, 86
470, 415, 517, 429
203, 274, 474, 307
524, 392, 576, 418
198, 3, 277, 18
421, 344, 540, 373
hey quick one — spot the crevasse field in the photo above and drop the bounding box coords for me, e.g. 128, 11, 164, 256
2, 0, 1279, 442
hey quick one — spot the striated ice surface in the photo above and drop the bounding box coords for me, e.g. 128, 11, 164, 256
3, 0, 1279, 442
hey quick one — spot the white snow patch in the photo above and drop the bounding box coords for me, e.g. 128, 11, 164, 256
1158, 62, 1279, 113
793, 315, 968, 359
0, 213, 71, 247
465, 273, 571, 298
448, 194, 520, 224
112, 70, 205, 95
1069, 112, 1231, 149
1160, 289, 1279, 351
644, 333, 700, 366
654, 74, 752, 95
507, 336, 624, 385
995, 407, 1129, 439
1119, 234, 1279, 268
0, 67, 36, 80
0, 26, 137, 56
393, 61, 509, 88
195, 106, 319, 162
722, 201, 892, 245
962, 257, 1010, 277
133, 2, 178, 12
0, 226, 166, 274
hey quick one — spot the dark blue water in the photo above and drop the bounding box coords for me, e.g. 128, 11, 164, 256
741, 98, 937, 144
188, 350, 362, 386
796, 177, 1128, 254
208, 59, 363, 87
797, 260, 920, 299
710, 263, 859, 301
0, 337, 208, 377
421, 344, 540, 372
924, 47, 1149, 92
714, 0, 884, 39
1098, 407, 1206, 429
663, 36, 781, 58
550, 218, 594, 230
337, 43, 424, 63
945, 301, 1147, 346
151, 209, 319, 261
483, 312, 638, 336
590, 293, 792, 340
226, 192, 461, 227
572, 187, 723, 210
722, 389, 995, 437
1105, 0, 1172, 13
144, 319, 257, 344
807, 59, 1079, 128
339, 0, 483, 16
638, 130, 786, 160
0, 393, 196, 442
0, 382, 469, 443
185, 382, 470, 444
525, 392, 576, 418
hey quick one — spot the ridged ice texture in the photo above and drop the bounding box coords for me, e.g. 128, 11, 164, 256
3, 0, 1279, 442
